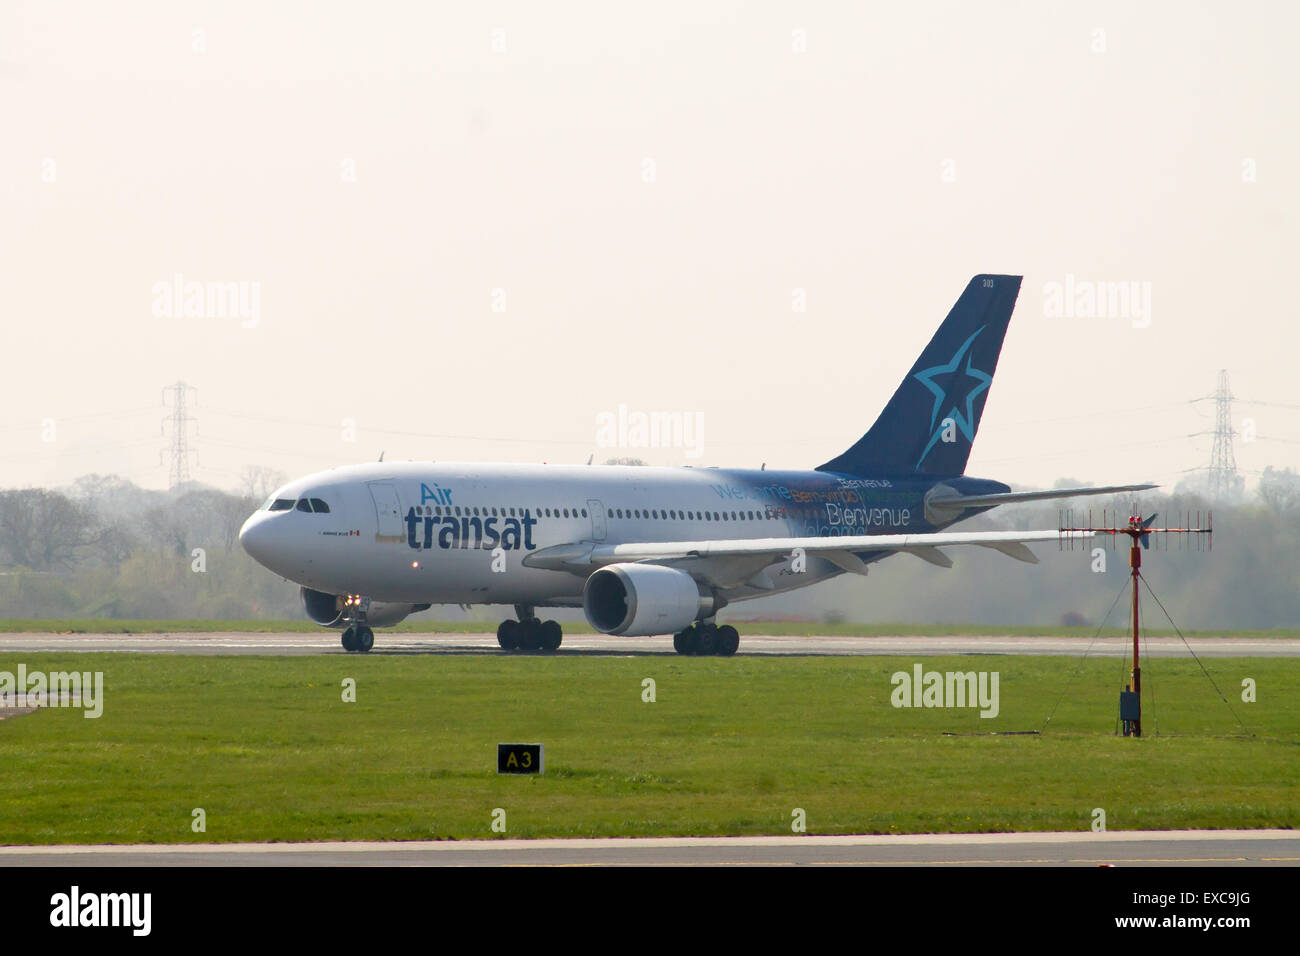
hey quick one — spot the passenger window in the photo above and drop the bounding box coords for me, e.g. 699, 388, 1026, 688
311, 498, 330, 514
581, 509, 587, 517
563, 509, 569, 518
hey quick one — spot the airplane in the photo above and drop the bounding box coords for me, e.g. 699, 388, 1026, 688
238, 274, 1152, 655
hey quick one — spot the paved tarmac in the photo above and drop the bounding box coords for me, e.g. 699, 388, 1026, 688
0, 632, 1295, 657
1, 830, 1295, 866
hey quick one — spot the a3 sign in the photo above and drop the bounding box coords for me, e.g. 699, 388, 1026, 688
497, 743, 544, 775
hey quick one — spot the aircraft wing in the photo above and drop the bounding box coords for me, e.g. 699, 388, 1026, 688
523, 528, 1086, 579
925, 483, 1157, 516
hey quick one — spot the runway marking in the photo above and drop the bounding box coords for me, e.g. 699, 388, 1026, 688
1074, 858, 1248, 863
1, 829, 1295, 856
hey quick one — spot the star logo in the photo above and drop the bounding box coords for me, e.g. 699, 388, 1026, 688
912, 326, 991, 470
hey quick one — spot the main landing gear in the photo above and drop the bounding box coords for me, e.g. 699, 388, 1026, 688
341, 624, 374, 653
497, 605, 563, 652
673, 621, 739, 657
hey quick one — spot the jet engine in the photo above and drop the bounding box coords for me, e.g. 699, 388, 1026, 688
583, 564, 713, 636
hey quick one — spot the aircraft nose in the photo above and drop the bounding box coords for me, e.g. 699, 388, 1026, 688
239, 513, 275, 566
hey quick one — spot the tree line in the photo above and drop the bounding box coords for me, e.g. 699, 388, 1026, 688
1, 468, 1297, 627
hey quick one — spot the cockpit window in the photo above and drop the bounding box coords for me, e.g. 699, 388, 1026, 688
284, 497, 332, 514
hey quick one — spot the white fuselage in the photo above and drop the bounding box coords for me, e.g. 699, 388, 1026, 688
238, 461, 854, 608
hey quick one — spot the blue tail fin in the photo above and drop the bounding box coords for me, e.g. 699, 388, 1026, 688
816, 274, 1022, 477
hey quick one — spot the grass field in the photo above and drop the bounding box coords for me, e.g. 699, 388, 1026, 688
2, 617, 1297, 639
0, 653, 1294, 844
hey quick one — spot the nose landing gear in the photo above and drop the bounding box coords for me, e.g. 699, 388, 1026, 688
341, 624, 374, 652
339, 596, 375, 652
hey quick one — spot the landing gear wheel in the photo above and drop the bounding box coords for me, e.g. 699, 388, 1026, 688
355, 626, 374, 653
715, 625, 739, 657
517, 619, 541, 651
696, 625, 716, 656
341, 626, 357, 652
539, 620, 562, 651
673, 627, 693, 655
497, 620, 520, 650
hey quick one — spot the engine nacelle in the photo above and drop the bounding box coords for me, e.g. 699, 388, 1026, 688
583, 564, 711, 636
299, 588, 424, 629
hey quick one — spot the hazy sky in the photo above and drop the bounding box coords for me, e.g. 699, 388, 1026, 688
3, 1, 1297, 493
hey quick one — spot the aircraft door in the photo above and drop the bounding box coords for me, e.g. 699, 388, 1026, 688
367, 481, 404, 539
587, 499, 607, 541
